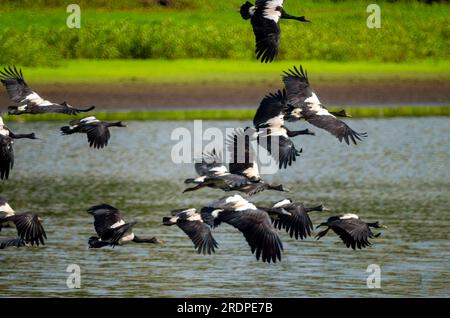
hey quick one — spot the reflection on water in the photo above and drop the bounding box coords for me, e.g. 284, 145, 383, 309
0, 118, 449, 297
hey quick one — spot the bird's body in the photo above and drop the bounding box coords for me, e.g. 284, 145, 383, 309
60, 116, 126, 149
163, 208, 218, 255
201, 194, 284, 263
0, 66, 95, 115
260, 199, 328, 240
87, 204, 161, 248
252, 90, 314, 169
184, 145, 287, 196
282, 65, 367, 145
315, 214, 385, 249
0, 116, 38, 180
0, 196, 47, 249
240, 0, 310, 63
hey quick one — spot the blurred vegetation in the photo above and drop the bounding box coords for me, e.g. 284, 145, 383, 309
4, 106, 450, 122
0, 0, 448, 66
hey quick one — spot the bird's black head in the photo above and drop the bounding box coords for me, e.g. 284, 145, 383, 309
330, 109, 352, 118
368, 221, 387, 229
270, 184, 289, 192
297, 16, 311, 22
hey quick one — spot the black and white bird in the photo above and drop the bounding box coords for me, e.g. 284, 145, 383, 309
240, 0, 310, 63
0, 66, 95, 115
60, 116, 126, 149
184, 145, 287, 196
252, 90, 314, 169
315, 214, 386, 249
0, 116, 38, 180
282, 65, 367, 145
163, 208, 218, 255
87, 204, 161, 248
0, 196, 47, 248
201, 194, 285, 263
259, 198, 329, 240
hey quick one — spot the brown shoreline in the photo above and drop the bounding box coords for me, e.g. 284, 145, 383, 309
1, 80, 449, 110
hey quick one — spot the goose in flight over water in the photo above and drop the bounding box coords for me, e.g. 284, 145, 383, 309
251, 89, 314, 169
240, 0, 310, 63
0, 116, 38, 180
201, 194, 285, 263
282, 65, 367, 145
0, 66, 95, 115
184, 145, 288, 196
163, 208, 218, 255
0, 196, 47, 249
87, 204, 161, 248
259, 198, 329, 240
60, 116, 126, 149
315, 214, 386, 249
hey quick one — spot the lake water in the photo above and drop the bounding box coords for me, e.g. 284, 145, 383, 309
0, 118, 449, 297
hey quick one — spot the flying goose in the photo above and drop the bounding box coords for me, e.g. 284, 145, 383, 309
259, 198, 329, 240
252, 90, 313, 169
0, 116, 38, 180
0, 66, 95, 115
240, 0, 310, 63
201, 194, 285, 263
315, 214, 386, 249
0, 196, 47, 248
282, 65, 367, 145
163, 208, 218, 255
183, 146, 287, 196
87, 204, 161, 248
60, 116, 126, 149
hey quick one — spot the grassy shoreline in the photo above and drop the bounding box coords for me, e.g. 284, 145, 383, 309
3, 106, 450, 123
7, 59, 450, 85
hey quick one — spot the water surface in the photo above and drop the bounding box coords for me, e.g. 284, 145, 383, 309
0, 118, 449, 297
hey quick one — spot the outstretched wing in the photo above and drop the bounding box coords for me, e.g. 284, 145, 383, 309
282, 65, 315, 107
177, 218, 218, 255
252, 0, 283, 63
305, 113, 367, 145
8, 212, 47, 246
218, 208, 283, 263
273, 203, 313, 240
257, 129, 302, 169
85, 124, 110, 149
332, 219, 374, 249
87, 204, 124, 238
194, 149, 227, 177
253, 89, 288, 128
0, 66, 35, 103
227, 128, 260, 181
0, 237, 26, 249
0, 135, 14, 180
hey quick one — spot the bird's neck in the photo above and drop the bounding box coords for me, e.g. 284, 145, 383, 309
281, 11, 308, 22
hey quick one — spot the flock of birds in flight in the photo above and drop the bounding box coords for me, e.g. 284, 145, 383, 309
0, 0, 386, 263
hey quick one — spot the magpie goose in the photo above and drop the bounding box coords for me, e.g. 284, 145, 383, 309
282, 65, 367, 145
259, 198, 329, 240
0, 66, 95, 115
87, 204, 161, 248
163, 208, 218, 255
0, 116, 38, 180
184, 146, 287, 196
315, 214, 386, 249
0, 196, 47, 247
252, 90, 312, 169
61, 116, 126, 149
201, 194, 285, 263
240, 0, 310, 63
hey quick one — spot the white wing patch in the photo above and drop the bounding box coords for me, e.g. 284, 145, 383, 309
0, 202, 15, 217
340, 213, 359, 220
110, 220, 125, 229
210, 166, 228, 176
272, 199, 292, 209
262, 0, 283, 22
